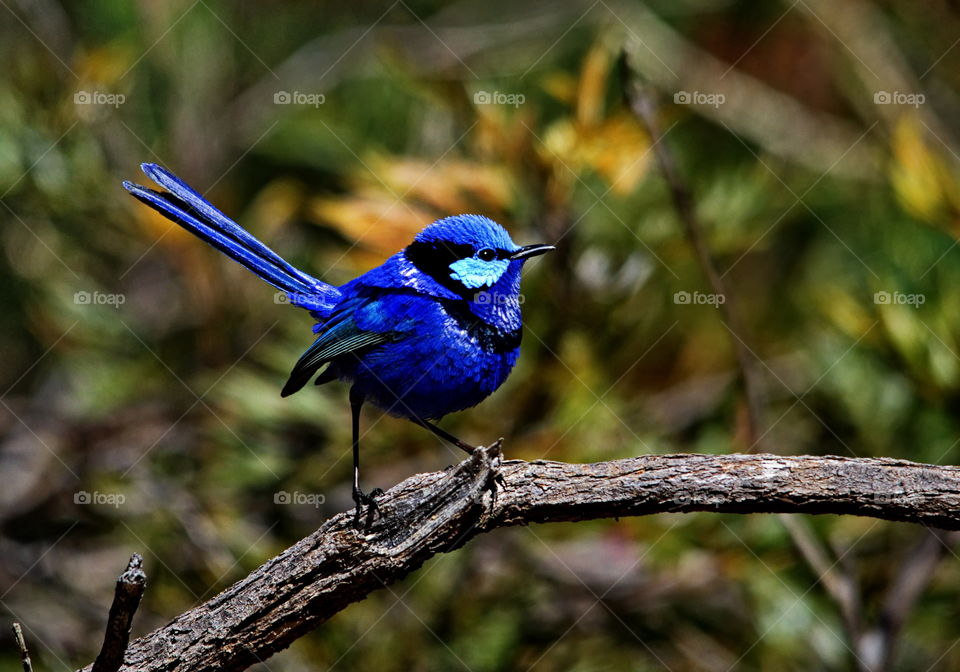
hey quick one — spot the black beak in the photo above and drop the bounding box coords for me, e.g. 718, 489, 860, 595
510, 244, 556, 260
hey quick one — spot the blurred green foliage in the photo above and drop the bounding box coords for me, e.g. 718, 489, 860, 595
2, 1, 960, 670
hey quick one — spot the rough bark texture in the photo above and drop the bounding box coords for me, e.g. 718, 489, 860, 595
80, 449, 960, 672
92, 554, 146, 672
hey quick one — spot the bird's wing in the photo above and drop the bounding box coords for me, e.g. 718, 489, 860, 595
280, 294, 404, 397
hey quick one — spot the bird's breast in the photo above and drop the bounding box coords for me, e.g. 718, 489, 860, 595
340, 294, 522, 419
437, 298, 522, 354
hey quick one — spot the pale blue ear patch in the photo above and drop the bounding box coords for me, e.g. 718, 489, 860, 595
448, 257, 510, 289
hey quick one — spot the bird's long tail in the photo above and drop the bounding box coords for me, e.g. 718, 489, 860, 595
123, 163, 340, 316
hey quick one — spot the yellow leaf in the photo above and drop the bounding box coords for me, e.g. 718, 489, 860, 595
889, 115, 953, 224
576, 40, 611, 128
541, 72, 578, 104
365, 156, 513, 215
543, 113, 651, 194
307, 194, 433, 268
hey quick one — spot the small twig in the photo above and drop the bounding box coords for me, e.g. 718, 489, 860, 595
620, 51, 766, 452
91, 553, 146, 672
778, 515, 864, 654
778, 516, 853, 614
11, 622, 34, 672
865, 529, 957, 671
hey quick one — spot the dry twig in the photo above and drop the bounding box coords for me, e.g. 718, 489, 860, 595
91, 554, 146, 672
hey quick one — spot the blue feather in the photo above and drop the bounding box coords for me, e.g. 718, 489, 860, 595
123, 165, 340, 317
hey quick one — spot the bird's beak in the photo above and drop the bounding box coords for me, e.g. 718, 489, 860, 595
510, 244, 556, 260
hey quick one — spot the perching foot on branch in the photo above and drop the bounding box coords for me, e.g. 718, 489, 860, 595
352, 486, 384, 528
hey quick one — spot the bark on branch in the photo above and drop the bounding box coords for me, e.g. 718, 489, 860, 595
81, 448, 960, 672
92, 553, 146, 672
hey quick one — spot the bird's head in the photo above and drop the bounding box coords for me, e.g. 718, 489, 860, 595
404, 215, 554, 298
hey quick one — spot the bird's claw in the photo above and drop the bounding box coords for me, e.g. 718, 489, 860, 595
352, 487, 383, 527
472, 438, 505, 509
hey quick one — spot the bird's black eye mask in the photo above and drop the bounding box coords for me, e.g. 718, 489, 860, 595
404, 240, 511, 297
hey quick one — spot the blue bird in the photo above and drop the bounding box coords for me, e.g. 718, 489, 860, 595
122, 163, 554, 520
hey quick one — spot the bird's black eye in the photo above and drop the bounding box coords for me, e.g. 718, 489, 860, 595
478, 248, 496, 262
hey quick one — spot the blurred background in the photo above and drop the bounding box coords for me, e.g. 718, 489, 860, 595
2, 0, 960, 670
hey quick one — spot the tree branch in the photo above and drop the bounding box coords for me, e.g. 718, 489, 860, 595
92, 554, 146, 672
79, 448, 960, 672
11, 622, 33, 672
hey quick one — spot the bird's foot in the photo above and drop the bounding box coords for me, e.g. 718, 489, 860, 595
352, 486, 384, 527
488, 438, 506, 490
466, 438, 505, 509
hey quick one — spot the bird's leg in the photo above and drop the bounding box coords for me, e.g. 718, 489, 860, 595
350, 388, 381, 526
410, 416, 478, 455
413, 418, 506, 502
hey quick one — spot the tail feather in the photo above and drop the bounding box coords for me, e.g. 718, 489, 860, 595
139, 163, 319, 290
123, 163, 340, 315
